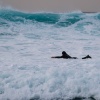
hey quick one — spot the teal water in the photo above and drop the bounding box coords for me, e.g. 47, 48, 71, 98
0, 9, 99, 27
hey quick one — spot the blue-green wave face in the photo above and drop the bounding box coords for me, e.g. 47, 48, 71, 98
0, 9, 59, 23
0, 9, 84, 27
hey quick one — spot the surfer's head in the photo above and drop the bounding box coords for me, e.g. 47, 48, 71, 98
62, 51, 67, 56
62, 51, 72, 58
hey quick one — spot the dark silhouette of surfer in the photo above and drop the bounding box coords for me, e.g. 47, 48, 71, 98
51, 51, 92, 59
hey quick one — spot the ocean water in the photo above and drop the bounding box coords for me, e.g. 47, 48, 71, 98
0, 8, 100, 100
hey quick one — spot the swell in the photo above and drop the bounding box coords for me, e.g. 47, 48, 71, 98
0, 9, 84, 27
0, 8, 100, 36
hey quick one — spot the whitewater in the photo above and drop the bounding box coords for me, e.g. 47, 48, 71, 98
0, 8, 100, 100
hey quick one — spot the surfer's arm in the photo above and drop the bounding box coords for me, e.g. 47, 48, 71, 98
51, 56, 62, 58
71, 57, 78, 59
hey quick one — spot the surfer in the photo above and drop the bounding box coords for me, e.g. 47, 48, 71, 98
51, 51, 92, 59
51, 51, 77, 59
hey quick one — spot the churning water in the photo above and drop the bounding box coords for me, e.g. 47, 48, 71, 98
0, 8, 100, 100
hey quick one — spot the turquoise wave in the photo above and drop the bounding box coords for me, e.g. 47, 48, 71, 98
0, 9, 100, 29
0, 9, 84, 27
